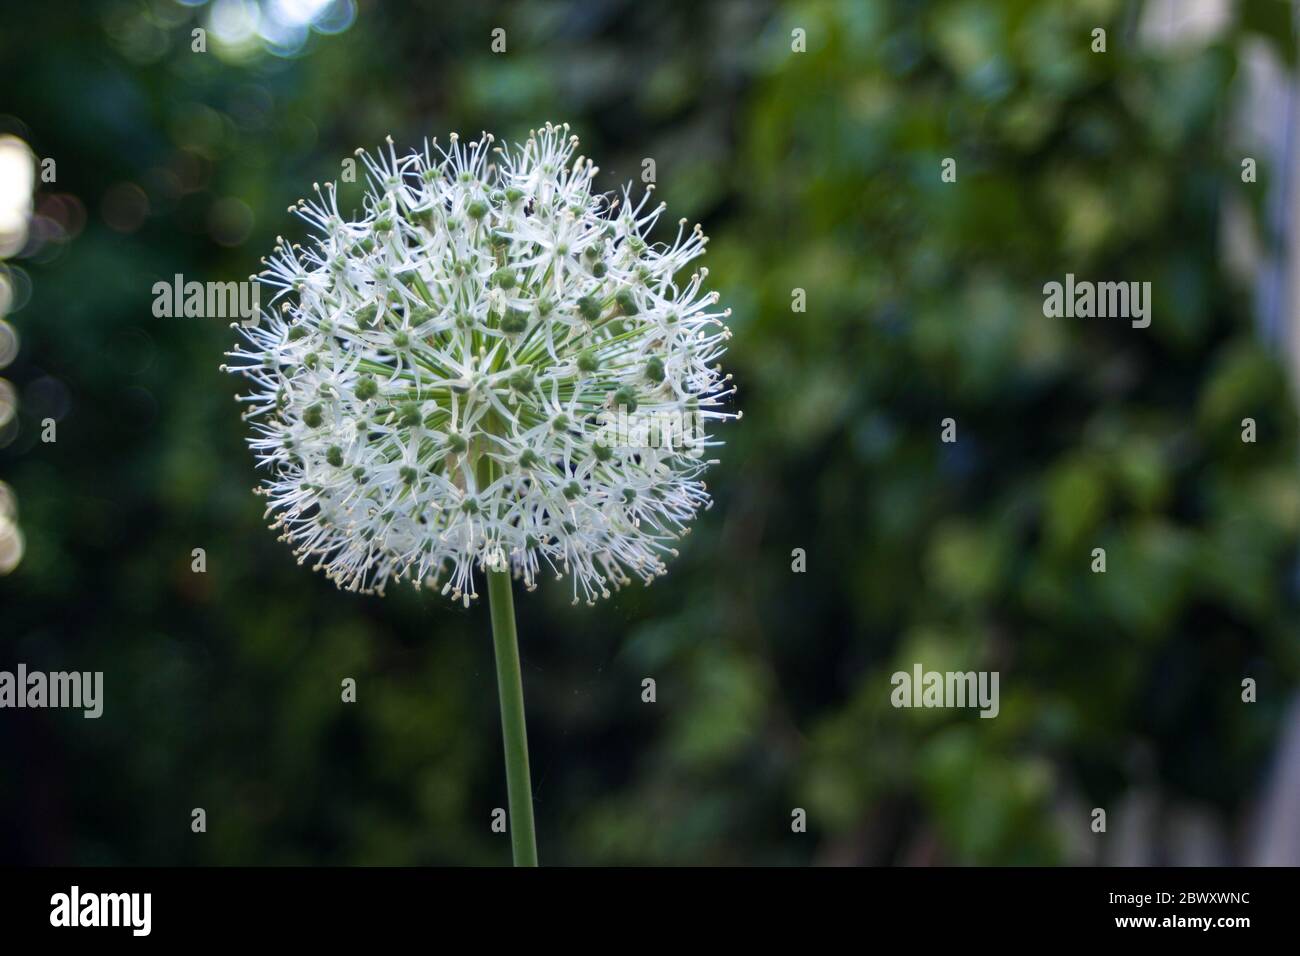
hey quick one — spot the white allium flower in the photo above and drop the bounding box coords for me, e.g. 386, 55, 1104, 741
226, 124, 738, 605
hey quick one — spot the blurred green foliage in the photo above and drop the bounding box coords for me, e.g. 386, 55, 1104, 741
1, 0, 1298, 865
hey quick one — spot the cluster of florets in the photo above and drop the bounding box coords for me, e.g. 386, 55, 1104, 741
226, 124, 737, 604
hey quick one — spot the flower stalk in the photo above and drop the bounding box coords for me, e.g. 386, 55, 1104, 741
478, 442, 537, 865
486, 560, 537, 866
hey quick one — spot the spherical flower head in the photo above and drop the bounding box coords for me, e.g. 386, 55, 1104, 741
226, 124, 738, 605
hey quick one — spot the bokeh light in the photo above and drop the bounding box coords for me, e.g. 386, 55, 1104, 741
188, 0, 355, 60
0, 134, 27, 573
0, 478, 23, 573
101, 182, 151, 233
0, 320, 18, 369
0, 136, 35, 258
208, 196, 254, 246
0, 378, 15, 430
0, 264, 32, 314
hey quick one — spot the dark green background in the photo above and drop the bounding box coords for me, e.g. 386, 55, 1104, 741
2, 0, 1298, 865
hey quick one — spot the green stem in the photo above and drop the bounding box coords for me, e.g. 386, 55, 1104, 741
486, 541, 539, 866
